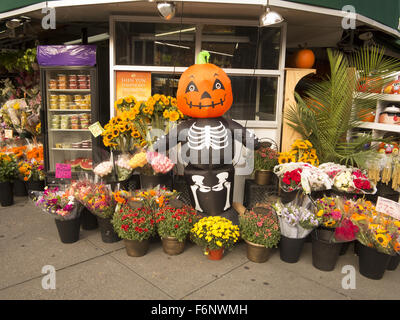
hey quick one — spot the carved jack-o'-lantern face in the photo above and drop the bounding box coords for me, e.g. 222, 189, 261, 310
177, 63, 233, 118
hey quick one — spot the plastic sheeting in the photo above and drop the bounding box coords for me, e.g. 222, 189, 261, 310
37, 45, 96, 67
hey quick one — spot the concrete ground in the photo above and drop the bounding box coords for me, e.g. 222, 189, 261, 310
0, 196, 399, 300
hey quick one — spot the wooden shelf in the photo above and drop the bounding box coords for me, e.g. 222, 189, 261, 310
358, 122, 400, 133
355, 92, 400, 102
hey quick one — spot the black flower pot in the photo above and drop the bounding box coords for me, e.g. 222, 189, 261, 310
387, 255, 400, 271
279, 235, 306, 263
311, 230, 342, 271
0, 181, 14, 207
80, 207, 98, 230
54, 217, 81, 244
97, 216, 121, 243
354, 240, 360, 255
27, 180, 45, 192
279, 190, 298, 204
339, 241, 352, 256
358, 243, 392, 280
13, 179, 28, 197
140, 172, 172, 190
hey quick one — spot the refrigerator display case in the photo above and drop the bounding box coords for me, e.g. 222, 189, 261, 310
38, 45, 100, 182
41, 66, 97, 178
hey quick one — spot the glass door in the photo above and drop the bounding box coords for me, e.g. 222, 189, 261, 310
46, 68, 94, 173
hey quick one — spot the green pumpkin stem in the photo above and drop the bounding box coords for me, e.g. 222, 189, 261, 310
197, 50, 210, 64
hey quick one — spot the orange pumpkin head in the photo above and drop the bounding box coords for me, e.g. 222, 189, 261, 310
177, 63, 233, 118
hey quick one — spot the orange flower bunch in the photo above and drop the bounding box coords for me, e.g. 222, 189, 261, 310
18, 161, 32, 181
27, 146, 44, 162
11, 146, 27, 159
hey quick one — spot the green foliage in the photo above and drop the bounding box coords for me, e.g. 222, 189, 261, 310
286, 46, 400, 167
112, 205, 156, 241
0, 154, 18, 182
239, 205, 280, 248
0, 48, 37, 73
155, 205, 199, 241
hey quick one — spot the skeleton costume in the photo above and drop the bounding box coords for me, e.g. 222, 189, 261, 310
153, 117, 259, 216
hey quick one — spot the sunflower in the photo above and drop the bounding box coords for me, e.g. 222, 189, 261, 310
131, 130, 141, 138
375, 234, 389, 248
125, 97, 133, 103
169, 110, 179, 122
324, 220, 336, 227
112, 128, 120, 138
163, 110, 170, 119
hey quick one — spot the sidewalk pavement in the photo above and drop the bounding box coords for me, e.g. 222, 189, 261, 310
0, 196, 399, 300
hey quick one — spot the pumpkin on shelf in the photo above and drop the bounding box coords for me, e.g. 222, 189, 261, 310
294, 48, 315, 69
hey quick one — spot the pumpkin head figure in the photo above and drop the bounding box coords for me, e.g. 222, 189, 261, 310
177, 63, 233, 118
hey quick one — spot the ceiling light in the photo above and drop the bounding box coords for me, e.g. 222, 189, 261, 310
6, 19, 22, 29
157, 2, 176, 20
259, 1, 284, 27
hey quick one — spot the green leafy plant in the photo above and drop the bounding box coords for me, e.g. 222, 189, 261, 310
112, 205, 156, 241
0, 48, 37, 73
0, 153, 18, 182
286, 46, 400, 167
155, 205, 199, 241
239, 204, 280, 248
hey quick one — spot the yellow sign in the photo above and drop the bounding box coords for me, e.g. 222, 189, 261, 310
88, 121, 104, 138
116, 71, 151, 101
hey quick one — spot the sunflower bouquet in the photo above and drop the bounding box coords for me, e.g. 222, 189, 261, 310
114, 95, 138, 116
278, 139, 319, 166
190, 216, 240, 253
349, 199, 400, 255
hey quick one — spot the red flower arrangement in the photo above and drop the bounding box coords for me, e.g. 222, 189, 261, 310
334, 218, 359, 242
112, 205, 156, 241
155, 205, 199, 242
282, 168, 302, 191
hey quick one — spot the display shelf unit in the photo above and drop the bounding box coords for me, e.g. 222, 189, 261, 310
48, 89, 91, 93
51, 148, 92, 151
50, 129, 90, 132
49, 109, 91, 112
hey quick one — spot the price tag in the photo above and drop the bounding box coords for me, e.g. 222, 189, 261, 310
88, 121, 104, 138
55, 163, 72, 179
4, 129, 13, 139
376, 196, 400, 220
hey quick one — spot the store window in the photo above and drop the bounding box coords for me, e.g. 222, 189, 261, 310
115, 22, 195, 66
111, 17, 284, 124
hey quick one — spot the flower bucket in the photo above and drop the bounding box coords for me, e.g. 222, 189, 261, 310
207, 247, 224, 261
140, 173, 172, 190
358, 244, 392, 280
279, 189, 298, 204
97, 216, 121, 243
0, 181, 14, 207
27, 180, 45, 192
254, 170, 273, 185
124, 239, 149, 257
245, 240, 271, 263
279, 235, 306, 263
80, 207, 98, 230
339, 241, 352, 256
162, 237, 185, 255
387, 255, 400, 271
354, 240, 360, 255
54, 217, 81, 244
311, 231, 342, 271
13, 179, 28, 197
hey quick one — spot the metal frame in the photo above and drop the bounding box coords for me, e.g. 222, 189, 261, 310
109, 14, 287, 142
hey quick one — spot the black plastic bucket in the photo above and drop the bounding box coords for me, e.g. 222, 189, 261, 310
13, 179, 28, 197
27, 180, 45, 192
311, 231, 342, 271
97, 216, 121, 243
358, 243, 391, 280
279, 235, 306, 263
0, 181, 14, 207
80, 207, 98, 230
339, 241, 352, 256
387, 255, 400, 271
140, 173, 172, 190
54, 217, 81, 244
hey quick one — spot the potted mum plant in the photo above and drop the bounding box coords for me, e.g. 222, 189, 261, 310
190, 216, 240, 260
155, 204, 198, 255
112, 205, 156, 257
253, 141, 279, 185
239, 204, 280, 263
0, 153, 17, 206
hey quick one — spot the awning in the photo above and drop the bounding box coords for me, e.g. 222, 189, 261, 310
287, 0, 400, 33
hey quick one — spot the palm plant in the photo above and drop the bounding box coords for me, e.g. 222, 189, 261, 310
286, 46, 400, 167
